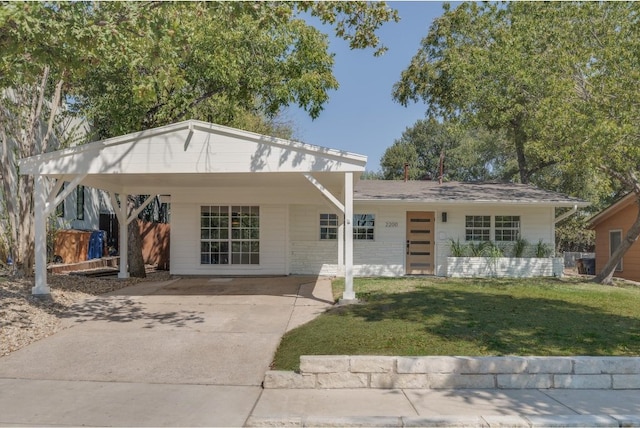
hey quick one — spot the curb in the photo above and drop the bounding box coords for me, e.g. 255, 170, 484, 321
246, 414, 640, 427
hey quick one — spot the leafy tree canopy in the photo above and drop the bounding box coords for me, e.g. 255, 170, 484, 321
381, 118, 514, 182
392, 1, 640, 283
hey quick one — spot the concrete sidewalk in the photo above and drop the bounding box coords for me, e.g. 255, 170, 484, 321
248, 387, 640, 427
2, 276, 640, 427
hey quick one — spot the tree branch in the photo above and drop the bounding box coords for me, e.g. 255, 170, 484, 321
42, 76, 65, 153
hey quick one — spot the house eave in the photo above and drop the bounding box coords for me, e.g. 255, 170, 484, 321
588, 193, 637, 229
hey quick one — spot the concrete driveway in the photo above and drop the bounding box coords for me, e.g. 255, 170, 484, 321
0, 276, 333, 427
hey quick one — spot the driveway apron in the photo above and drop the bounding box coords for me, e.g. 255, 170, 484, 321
0, 276, 333, 427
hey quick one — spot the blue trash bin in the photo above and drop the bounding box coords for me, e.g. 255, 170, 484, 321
88, 230, 105, 260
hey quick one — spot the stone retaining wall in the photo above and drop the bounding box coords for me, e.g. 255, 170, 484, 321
264, 356, 640, 389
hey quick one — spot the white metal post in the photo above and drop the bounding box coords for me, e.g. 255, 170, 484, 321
118, 194, 130, 279
343, 172, 355, 300
338, 221, 344, 275
32, 175, 50, 295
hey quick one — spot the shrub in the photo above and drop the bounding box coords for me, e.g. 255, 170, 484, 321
512, 237, 529, 258
535, 239, 552, 258
449, 238, 466, 256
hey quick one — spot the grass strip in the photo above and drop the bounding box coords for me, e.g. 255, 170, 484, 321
272, 277, 640, 371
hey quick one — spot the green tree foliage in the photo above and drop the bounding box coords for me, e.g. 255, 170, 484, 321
392, 2, 640, 284
0, 1, 398, 275
381, 118, 512, 182
393, 2, 582, 186
70, 1, 398, 139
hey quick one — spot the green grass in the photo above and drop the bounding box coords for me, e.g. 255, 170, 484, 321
272, 277, 640, 370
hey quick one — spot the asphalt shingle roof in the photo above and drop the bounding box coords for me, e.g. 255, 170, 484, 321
354, 180, 587, 205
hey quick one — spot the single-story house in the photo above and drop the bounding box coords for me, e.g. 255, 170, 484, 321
18, 120, 587, 298
588, 193, 640, 282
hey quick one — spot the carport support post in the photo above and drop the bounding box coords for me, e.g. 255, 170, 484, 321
343, 172, 355, 301
32, 175, 50, 295
118, 195, 129, 279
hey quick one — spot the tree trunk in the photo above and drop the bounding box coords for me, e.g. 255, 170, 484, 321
126, 196, 146, 278
0, 69, 63, 277
593, 196, 640, 284
513, 122, 529, 184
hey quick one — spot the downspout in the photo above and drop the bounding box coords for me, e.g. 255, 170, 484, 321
555, 204, 578, 224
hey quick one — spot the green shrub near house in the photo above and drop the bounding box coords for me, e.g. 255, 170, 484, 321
272, 277, 640, 371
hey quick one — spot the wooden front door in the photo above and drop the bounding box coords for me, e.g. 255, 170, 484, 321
406, 211, 435, 275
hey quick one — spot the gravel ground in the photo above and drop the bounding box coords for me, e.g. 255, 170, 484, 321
0, 270, 171, 357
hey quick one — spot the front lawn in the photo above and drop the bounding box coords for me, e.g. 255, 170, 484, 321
272, 277, 640, 370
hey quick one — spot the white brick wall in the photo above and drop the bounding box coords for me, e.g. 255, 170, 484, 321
446, 257, 564, 278
288, 203, 558, 278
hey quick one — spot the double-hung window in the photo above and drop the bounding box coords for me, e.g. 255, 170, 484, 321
320, 213, 339, 240
465, 215, 490, 241
495, 216, 521, 242
200, 206, 259, 265
353, 214, 375, 240
320, 213, 375, 240
610, 230, 623, 271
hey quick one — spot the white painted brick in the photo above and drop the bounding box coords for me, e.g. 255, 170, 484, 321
573, 357, 640, 374
553, 374, 612, 389
349, 356, 395, 373
613, 374, 640, 389
263, 371, 316, 389
370, 373, 430, 389
525, 357, 573, 374
428, 374, 496, 389
496, 374, 553, 389
300, 356, 349, 374
316, 372, 368, 388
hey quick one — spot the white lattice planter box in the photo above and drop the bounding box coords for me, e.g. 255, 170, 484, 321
446, 257, 563, 278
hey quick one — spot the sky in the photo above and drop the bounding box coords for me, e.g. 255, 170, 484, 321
286, 1, 451, 172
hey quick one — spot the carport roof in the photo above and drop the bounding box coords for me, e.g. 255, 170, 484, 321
18, 120, 367, 193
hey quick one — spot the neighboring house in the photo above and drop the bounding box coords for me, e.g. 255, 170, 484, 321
588, 193, 640, 282
18, 120, 586, 297
53, 183, 102, 231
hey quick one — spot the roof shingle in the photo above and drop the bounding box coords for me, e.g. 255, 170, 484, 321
355, 180, 587, 206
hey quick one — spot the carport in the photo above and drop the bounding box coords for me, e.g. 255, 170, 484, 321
18, 120, 366, 299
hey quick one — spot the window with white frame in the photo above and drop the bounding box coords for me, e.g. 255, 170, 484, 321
495, 215, 521, 242
320, 213, 375, 240
200, 206, 259, 265
320, 213, 339, 240
353, 214, 375, 240
465, 215, 491, 241
610, 230, 623, 271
